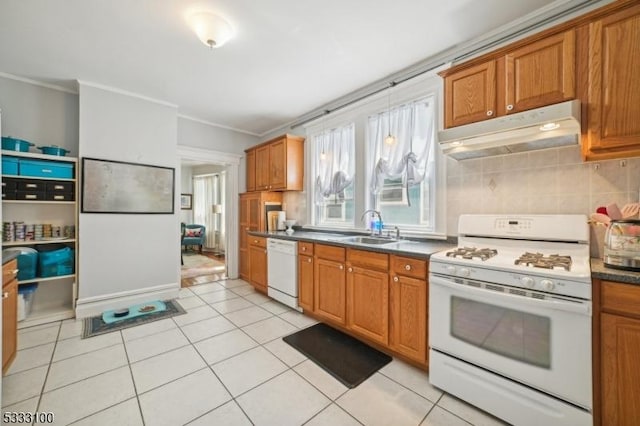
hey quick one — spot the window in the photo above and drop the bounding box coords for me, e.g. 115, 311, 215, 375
367, 97, 436, 231
313, 123, 355, 227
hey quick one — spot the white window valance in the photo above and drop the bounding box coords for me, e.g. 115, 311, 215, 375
314, 123, 355, 206
367, 98, 435, 205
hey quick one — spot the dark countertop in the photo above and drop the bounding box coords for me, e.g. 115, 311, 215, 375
3, 250, 20, 265
249, 230, 455, 259
591, 258, 640, 285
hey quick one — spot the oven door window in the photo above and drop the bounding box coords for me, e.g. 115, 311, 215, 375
451, 296, 551, 368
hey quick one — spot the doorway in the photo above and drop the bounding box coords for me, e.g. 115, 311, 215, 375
177, 145, 241, 286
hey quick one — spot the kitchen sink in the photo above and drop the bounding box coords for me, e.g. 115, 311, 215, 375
330, 236, 398, 245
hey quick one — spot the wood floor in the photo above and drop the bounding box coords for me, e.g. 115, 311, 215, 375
180, 250, 226, 288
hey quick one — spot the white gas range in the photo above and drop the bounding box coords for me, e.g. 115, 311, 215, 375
429, 214, 592, 426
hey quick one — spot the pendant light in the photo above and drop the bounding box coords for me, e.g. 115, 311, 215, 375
384, 82, 396, 146
320, 109, 329, 160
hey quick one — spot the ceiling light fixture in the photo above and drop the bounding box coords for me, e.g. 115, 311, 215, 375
188, 11, 234, 49
384, 82, 396, 146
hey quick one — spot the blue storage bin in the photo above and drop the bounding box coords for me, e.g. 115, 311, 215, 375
19, 159, 73, 179
38, 247, 74, 278
2, 247, 38, 281
2, 157, 19, 175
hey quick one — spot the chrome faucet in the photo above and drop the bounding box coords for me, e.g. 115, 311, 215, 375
360, 209, 383, 236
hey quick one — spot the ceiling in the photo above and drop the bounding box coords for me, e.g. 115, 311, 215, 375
0, 0, 566, 136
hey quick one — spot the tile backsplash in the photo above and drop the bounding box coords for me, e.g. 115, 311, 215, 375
446, 145, 640, 234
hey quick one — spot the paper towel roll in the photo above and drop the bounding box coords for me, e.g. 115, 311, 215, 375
277, 211, 286, 231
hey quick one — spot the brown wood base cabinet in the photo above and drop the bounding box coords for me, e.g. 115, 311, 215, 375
596, 279, 640, 426
248, 236, 268, 293
298, 242, 314, 312
314, 244, 347, 325
2, 259, 18, 374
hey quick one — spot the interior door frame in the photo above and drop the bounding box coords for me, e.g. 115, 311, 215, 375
177, 145, 241, 278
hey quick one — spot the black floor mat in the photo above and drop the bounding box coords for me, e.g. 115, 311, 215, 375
283, 323, 392, 388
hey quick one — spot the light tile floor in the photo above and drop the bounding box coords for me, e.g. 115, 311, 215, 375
1, 278, 508, 426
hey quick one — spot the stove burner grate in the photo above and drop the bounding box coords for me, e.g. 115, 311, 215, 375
514, 252, 572, 271
446, 247, 498, 261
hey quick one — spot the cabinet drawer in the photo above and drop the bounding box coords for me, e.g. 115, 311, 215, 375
2, 259, 17, 285
2, 177, 18, 191
16, 190, 45, 201
347, 248, 388, 271
391, 255, 427, 279
315, 244, 345, 262
298, 241, 314, 255
17, 179, 46, 191
45, 181, 74, 193
45, 192, 75, 201
601, 280, 640, 318
249, 236, 267, 248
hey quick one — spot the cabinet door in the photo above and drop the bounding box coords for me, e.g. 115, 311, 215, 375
314, 258, 346, 325
2, 279, 18, 374
239, 195, 251, 280
346, 265, 389, 345
246, 150, 256, 192
298, 254, 314, 312
444, 61, 497, 128
389, 274, 427, 364
583, 5, 640, 160
249, 245, 268, 293
601, 313, 640, 426
503, 30, 575, 114
269, 139, 287, 190
248, 196, 260, 231
255, 146, 270, 190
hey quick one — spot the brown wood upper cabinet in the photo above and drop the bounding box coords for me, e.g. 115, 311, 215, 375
580, 4, 640, 161
246, 134, 305, 191
442, 29, 576, 129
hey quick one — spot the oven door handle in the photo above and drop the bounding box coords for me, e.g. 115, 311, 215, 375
430, 275, 592, 316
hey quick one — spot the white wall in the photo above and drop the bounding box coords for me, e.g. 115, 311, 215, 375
76, 83, 179, 315
178, 117, 258, 192
0, 76, 78, 154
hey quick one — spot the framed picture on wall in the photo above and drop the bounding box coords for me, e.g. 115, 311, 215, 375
81, 157, 175, 214
180, 193, 192, 210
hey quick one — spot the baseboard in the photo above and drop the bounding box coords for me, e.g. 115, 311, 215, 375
75, 283, 180, 318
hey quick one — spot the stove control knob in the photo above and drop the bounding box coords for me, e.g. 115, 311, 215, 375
520, 276, 535, 288
458, 268, 470, 277
540, 279, 555, 291
446, 266, 456, 274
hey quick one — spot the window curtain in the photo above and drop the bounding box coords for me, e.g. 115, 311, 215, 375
314, 123, 355, 205
193, 174, 224, 250
367, 98, 435, 205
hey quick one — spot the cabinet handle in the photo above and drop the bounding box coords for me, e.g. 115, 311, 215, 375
2, 291, 8, 299
405, 264, 411, 271
339, 265, 343, 270
348, 267, 353, 272
253, 240, 258, 243
25, 194, 37, 199
26, 183, 37, 188
506, 104, 514, 111
12, 269, 19, 275
307, 258, 312, 263
393, 276, 399, 282
486, 110, 493, 116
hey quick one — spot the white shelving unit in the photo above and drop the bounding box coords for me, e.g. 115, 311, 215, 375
2, 150, 78, 328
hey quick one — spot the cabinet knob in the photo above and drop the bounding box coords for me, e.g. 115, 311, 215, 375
2, 291, 8, 299
264, 250, 267, 254
486, 110, 493, 116
405, 264, 411, 271
339, 265, 344, 270
254, 240, 258, 243
12, 269, 19, 275
307, 258, 312, 263
348, 267, 353, 272
393, 276, 399, 282
302, 247, 306, 251
506, 104, 514, 111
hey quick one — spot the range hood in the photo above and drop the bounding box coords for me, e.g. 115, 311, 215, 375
439, 100, 581, 160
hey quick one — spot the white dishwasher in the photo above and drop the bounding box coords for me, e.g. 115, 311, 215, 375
267, 238, 300, 310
